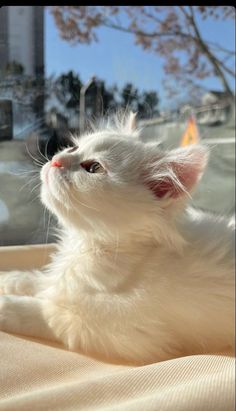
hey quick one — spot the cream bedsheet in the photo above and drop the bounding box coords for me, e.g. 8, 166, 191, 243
0, 245, 235, 411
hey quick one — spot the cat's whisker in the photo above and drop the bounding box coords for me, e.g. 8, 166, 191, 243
29, 181, 42, 195
26, 193, 42, 207
44, 137, 51, 162
19, 175, 40, 193
54, 174, 99, 212
24, 141, 45, 167
45, 212, 52, 245
69, 189, 99, 212
9, 169, 39, 177
33, 160, 44, 168
43, 204, 48, 229
35, 133, 49, 163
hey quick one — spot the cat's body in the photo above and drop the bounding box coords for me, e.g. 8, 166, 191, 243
0, 113, 234, 365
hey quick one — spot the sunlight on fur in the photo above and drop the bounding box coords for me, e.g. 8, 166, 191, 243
0, 111, 235, 365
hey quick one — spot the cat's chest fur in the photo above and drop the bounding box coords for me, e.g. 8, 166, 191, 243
46, 223, 233, 316
37, 214, 234, 363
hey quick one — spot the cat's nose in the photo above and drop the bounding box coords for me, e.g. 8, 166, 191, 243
51, 160, 63, 168
51, 155, 73, 169
51, 147, 79, 169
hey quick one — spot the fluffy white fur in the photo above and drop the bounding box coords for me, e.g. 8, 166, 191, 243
0, 112, 235, 365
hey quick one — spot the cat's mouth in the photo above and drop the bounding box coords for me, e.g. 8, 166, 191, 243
41, 162, 54, 185
40, 163, 73, 209
41, 162, 71, 193
42, 162, 64, 181
43, 163, 50, 184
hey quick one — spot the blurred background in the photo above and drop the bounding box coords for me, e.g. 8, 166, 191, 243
0, 6, 235, 246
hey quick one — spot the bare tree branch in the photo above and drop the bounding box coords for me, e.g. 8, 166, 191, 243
187, 6, 234, 97
206, 40, 236, 56
50, 6, 235, 100
102, 18, 196, 42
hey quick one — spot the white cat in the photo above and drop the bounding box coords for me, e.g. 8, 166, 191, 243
0, 112, 234, 365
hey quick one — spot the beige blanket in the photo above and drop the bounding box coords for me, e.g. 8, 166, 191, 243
0, 245, 235, 411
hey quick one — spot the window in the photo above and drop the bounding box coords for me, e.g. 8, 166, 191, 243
0, 6, 235, 246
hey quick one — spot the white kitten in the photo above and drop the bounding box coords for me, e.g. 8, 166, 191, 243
0, 112, 234, 365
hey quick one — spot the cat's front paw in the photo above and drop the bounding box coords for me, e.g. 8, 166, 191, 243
0, 271, 36, 296
0, 272, 7, 295
0, 296, 19, 333
0, 272, 19, 296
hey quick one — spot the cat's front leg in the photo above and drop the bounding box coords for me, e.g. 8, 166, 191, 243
0, 295, 59, 342
0, 295, 84, 353
0, 270, 45, 296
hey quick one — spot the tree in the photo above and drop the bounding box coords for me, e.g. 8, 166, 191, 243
51, 72, 118, 118
137, 91, 159, 118
50, 6, 235, 100
120, 83, 139, 111
49, 72, 160, 121
53, 70, 82, 110
119, 83, 159, 118
85, 80, 117, 117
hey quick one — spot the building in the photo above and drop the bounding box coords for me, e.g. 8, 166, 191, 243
179, 90, 234, 126
0, 6, 44, 77
0, 6, 45, 134
201, 90, 232, 106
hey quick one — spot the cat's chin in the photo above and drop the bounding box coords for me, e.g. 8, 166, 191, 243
40, 186, 70, 226
40, 163, 68, 204
41, 162, 63, 187
40, 174, 65, 216
40, 162, 51, 185
40, 184, 57, 214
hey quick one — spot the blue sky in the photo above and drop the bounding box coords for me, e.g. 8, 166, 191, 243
45, 8, 235, 109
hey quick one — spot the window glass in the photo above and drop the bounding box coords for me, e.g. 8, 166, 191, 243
0, 6, 235, 246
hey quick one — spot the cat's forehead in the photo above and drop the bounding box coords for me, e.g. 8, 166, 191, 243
78, 132, 139, 155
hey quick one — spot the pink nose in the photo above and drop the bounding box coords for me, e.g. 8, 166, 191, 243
51, 160, 63, 168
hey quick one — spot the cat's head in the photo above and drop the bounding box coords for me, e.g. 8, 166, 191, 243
40, 112, 208, 244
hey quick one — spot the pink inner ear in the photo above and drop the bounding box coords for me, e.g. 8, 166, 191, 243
146, 177, 177, 198
145, 158, 205, 199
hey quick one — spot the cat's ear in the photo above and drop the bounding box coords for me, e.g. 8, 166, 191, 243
143, 145, 208, 200
124, 112, 137, 133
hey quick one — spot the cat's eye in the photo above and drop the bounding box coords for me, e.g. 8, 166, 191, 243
89, 162, 102, 173
81, 161, 104, 174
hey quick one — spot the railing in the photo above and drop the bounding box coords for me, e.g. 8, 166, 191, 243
139, 100, 234, 127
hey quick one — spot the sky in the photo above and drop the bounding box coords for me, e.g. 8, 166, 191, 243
45, 7, 235, 110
